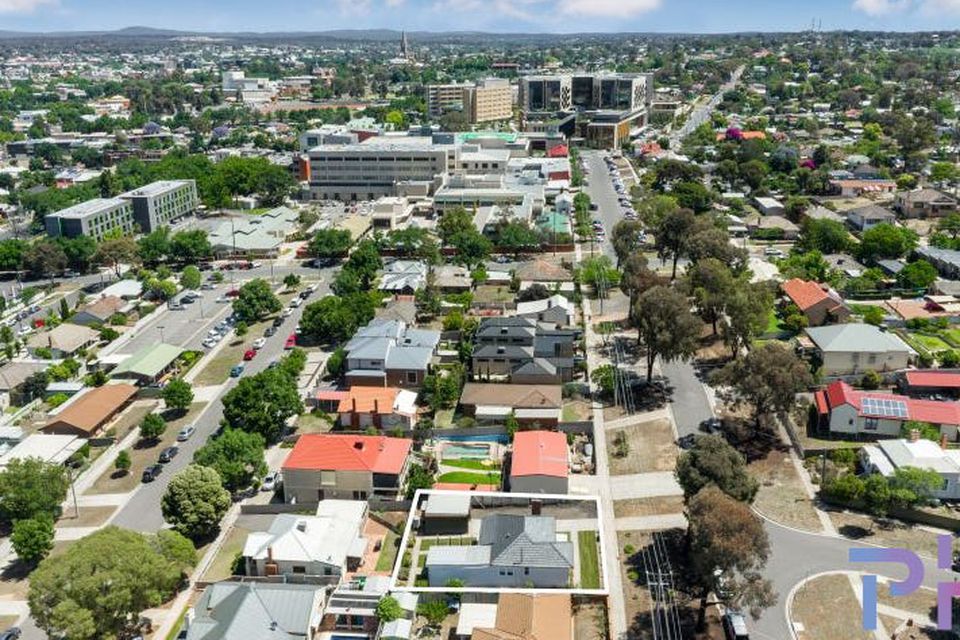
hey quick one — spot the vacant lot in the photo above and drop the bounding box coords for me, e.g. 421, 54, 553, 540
608, 419, 677, 476
104, 399, 158, 441
613, 496, 685, 519
88, 402, 207, 495
57, 505, 115, 528
749, 448, 822, 533
791, 573, 872, 640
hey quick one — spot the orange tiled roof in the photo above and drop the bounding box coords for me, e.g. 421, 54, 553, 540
337, 387, 400, 414
781, 278, 829, 312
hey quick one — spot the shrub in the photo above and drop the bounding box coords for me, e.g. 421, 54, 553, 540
46, 393, 69, 409
861, 370, 881, 390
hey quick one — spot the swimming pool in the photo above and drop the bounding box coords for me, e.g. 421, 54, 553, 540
443, 443, 492, 459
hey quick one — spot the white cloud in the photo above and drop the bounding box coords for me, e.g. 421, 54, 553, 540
920, 0, 960, 13
851, 0, 912, 16
558, 0, 660, 17
384, 0, 405, 7
0, 0, 56, 13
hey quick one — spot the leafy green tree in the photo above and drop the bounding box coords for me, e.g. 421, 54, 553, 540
309, 228, 352, 259
180, 265, 201, 290
161, 465, 232, 540
721, 283, 774, 357
496, 221, 539, 257
591, 364, 616, 398
672, 181, 713, 213
169, 230, 212, 263
114, 450, 131, 475
57, 236, 98, 273
896, 260, 938, 290
221, 368, 303, 443
344, 240, 383, 289
888, 466, 944, 507
420, 365, 463, 411
633, 286, 702, 380
300, 293, 376, 345
138, 227, 171, 263
418, 599, 450, 626
0, 239, 25, 271
0, 458, 68, 525
94, 236, 139, 277
687, 486, 775, 624
28, 526, 182, 640
194, 429, 267, 492
685, 258, 736, 334
140, 413, 167, 442
405, 464, 435, 499
655, 208, 696, 280
449, 230, 492, 269
858, 223, 918, 264
149, 529, 197, 571
799, 219, 851, 254
676, 435, 759, 503
863, 473, 893, 516
11, 516, 54, 565
437, 207, 475, 244
376, 595, 404, 622
24, 239, 68, 281
283, 273, 301, 289
232, 278, 281, 322
862, 305, 886, 326
713, 343, 813, 426
161, 378, 194, 414
611, 220, 644, 268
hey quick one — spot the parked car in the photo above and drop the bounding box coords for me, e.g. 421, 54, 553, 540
282, 308, 294, 318
0, 627, 22, 640
225, 289, 240, 298
243, 349, 257, 361
168, 301, 184, 310
299, 290, 311, 300
272, 316, 284, 328
290, 297, 303, 308
264, 326, 277, 337
252, 337, 267, 350
142, 464, 163, 483
261, 471, 280, 492
284, 334, 297, 349
201, 282, 216, 290
202, 337, 217, 349
722, 611, 750, 640
700, 417, 724, 435
230, 364, 245, 377
677, 434, 697, 450
177, 425, 196, 442
159, 446, 179, 463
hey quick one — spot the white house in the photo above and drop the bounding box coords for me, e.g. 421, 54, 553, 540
515, 295, 574, 327
861, 437, 960, 500
243, 501, 367, 580
803, 324, 914, 376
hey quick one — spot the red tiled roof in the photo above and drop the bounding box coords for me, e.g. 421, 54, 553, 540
510, 430, 568, 479
821, 380, 960, 424
315, 390, 349, 401
905, 371, 960, 390
814, 390, 828, 415
781, 279, 829, 312
282, 434, 412, 473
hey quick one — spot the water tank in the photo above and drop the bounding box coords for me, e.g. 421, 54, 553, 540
584, 443, 594, 458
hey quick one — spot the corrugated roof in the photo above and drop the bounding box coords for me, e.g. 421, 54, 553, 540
905, 370, 960, 389
511, 431, 568, 479
805, 324, 912, 354
112, 343, 182, 378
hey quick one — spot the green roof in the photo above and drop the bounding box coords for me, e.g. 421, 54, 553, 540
456, 131, 518, 143
112, 343, 182, 379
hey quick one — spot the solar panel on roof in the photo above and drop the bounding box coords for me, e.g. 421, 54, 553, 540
862, 397, 908, 419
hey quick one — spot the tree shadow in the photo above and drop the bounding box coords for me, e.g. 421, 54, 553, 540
838, 524, 874, 540
0, 558, 32, 583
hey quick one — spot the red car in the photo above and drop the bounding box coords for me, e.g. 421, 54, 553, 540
243, 349, 257, 361
226, 289, 240, 298
284, 334, 296, 349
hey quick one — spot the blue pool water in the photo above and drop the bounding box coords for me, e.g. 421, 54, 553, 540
444, 443, 492, 459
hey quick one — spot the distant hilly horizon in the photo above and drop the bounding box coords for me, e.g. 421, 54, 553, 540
0, 25, 954, 41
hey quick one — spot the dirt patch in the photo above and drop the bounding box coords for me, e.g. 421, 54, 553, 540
608, 419, 677, 476
614, 496, 685, 519
563, 400, 593, 422
749, 448, 822, 533
104, 400, 159, 441
87, 402, 208, 495
790, 573, 871, 640
878, 582, 938, 624
57, 505, 114, 528
694, 334, 732, 364
573, 601, 608, 640
828, 510, 943, 558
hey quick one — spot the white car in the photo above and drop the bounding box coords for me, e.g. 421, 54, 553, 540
260, 471, 280, 492
202, 337, 217, 349
289, 297, 303, 308
252, 337, 267, 350
282, 308, 293, 318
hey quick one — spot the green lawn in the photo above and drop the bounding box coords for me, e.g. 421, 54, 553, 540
911, 333, 952, 352
419, 536, 475, 551
375, 530, 400, 572
942, 328, 960, 347
437, 471, 501, 485
442, 459, 501, 471
578, 530, 601, 589
763, 309, 787, 335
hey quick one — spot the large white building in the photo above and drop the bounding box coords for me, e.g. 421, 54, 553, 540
45, 180, 198, 240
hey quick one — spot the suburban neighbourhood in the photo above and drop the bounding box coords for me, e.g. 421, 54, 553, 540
0, 13, 957, 640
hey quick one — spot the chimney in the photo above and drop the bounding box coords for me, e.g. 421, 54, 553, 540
352, 397, 357, 412
374, 398, 379, 414
909, 428, 920, 442
531, 499, 542, 516
296, 520, 307, 532
354, 440, 364, 450
267, 546, 273, 561
941, 433, 949, 450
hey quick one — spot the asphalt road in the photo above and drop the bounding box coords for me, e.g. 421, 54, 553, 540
580, 149, 623, 257
109, 273, 332, 533
668, 65, 745, 148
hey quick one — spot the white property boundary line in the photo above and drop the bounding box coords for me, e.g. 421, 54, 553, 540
390, 489, 609, 596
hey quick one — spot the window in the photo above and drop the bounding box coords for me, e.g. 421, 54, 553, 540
292, 566, 306, 574
524, 567, 530, 575
321, 470, 336, 486
864, 417, 879, 431
406, 371, 418, 384
324, 567, 333, 575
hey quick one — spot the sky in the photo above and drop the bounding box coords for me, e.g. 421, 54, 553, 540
1, 0, 960, 34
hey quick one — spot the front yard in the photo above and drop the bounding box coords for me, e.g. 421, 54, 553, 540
749, 448, 822, 533
790, 573, 872, 640
577, 530, 601, 589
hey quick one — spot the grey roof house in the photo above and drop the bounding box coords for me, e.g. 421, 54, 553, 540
343, 319, 439, 388
844, 204, 896, 231
425, 514, 574, 588
379, 260, 428, 295
472, 317, 578, 384
802, 323, 914, 376
183, 581, 324, 640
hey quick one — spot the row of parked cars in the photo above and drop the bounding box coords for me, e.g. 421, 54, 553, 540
141, 424, 197, 482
